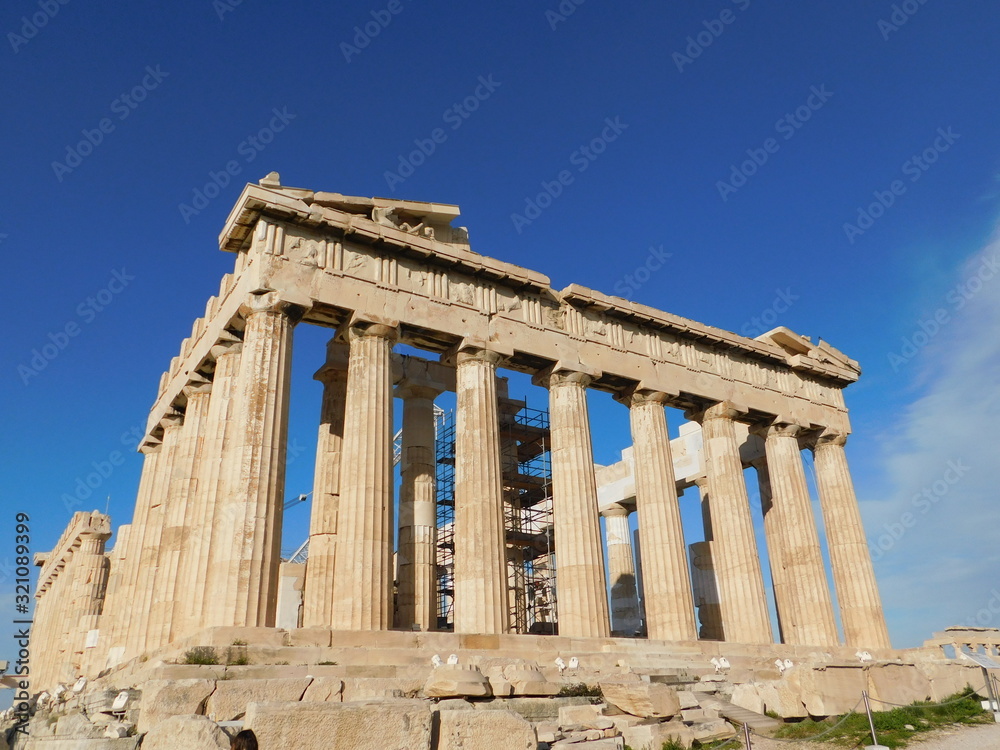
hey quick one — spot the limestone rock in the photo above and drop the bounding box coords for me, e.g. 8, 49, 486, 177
800, 666, 866, 716
142, 714, 229, 750
474, 696, 592, 721
206, 677, 312, 721
867, 664, 933, 706
558, 702, 605, 728
920, 662, 983, 701
438, 708, 537, 750
55, 712, 103, 738
422, 665, 492, 698
600, 681, 681, 718
244, 699, 433, 750
730, 682, 764, 714
677, 690, 700, 709
104, 721, 133, 738
301, 677, 344, 702
552, 737, 623, 749
504, 663, 561, 696
623, 719, 695, 750
137, 678, 216, 733
341, 676, 423, 701
691, 718, 737, 743
758, 679, 808, 719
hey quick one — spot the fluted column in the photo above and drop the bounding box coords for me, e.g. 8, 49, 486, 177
129, 414, 183, 656
302, 340, 349, 628
71, 530, 111, 674
624, 390, 697, 641
538, 368, 610, 637
812, 432, 891, 648
691, 478, 724, 641
603, 505, 641, 636
760, 423, 838, 646
453, 348, 509, 635
331, 321, 398, 630
184, 339, 241, 632
152, 384, 213, 647
221, 292, 300, 628
697, 402, 772, 644
93, 524, 129, 673
395, 380, 444, 631
753, 458, 788, 644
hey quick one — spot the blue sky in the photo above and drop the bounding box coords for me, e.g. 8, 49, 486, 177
3, 0, 1000, 685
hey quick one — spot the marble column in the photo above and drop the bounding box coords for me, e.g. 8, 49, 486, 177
302, 340, 348, 629
691, 478, 724, 641
395, 380, 444, 631
93, 524, 129, 674
221, 293, 300, 628
453, 348, 509, 635
603, 505, 641, 636
71, 530, 111, 674
540, 368, 610, 638
697, 402, 772, 644
331, 322, 398, 630
753, 458, 788, 644
129, 414, 183, 656
811, 432, 891, 648
183, 339, 241, 632
760, 423, 838, 646
625, 390, 697, 641
154, 383, 213, 647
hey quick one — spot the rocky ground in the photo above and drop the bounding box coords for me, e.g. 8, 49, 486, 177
746, 721, 1000, 750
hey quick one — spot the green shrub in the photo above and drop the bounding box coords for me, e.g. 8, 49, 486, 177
182, 646, 219, 665
557, 683, 603, 699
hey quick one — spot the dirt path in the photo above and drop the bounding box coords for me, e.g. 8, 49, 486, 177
742, 721, 1000, 750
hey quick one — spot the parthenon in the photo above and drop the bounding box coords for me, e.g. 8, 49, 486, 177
33, 172, 893, 695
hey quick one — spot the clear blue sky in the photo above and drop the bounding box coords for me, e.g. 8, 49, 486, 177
3, 0, 1000, 683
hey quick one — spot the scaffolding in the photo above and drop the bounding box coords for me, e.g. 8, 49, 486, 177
435, 382, 557, 633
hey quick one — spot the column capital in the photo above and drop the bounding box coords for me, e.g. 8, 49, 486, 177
532, 362, 599, 390
614, 387, 671, 409
314, 340, 350, 382
812, 430, 849, 450
442, 337, 513, 368
395, 379, 445, 401
239, 291, 306, 322
752, 420, 804, 440
181, 381, 213, 399
601, 503, 631, 519
688, 400, 748, 423
210, 339, 243, 360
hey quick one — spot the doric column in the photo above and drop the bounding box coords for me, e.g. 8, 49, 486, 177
623, 390, 697, 641
302, 340, 348, 629
536, 367, 610, 638
453, 347, 509, 635
221, 292, 300, 628
93, 524, 129, 674
129, 413, 183, 656
696, 402, 772, 644
71, 529, 111, 674
811, 432, 891, 648
752, 458, 788, 644
603, 504, 641, 636
183, 338, 241, 632
759, 423, 838, 646
395, 379, 445, 631
152, 383, 213, 647
691, 478, 724, 641
331, 320, 399, 630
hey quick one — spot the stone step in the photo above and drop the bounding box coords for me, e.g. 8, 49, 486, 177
701, 697, 782, 734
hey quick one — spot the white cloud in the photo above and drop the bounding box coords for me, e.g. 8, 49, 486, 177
862, 236, 1000, 647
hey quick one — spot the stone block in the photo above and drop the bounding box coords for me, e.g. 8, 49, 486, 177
552, 737, 623, 749
730, 683, 764, 714
141, 714, 229, 750
800, 666, 866, 717
289, 627, 333, 647
599, 681, 681, 718
504, 663, 561, 696
677, 690, 700, 709
558, 702, 605, 728
54, 712, 103, 739
459, 634, 500, 650
342, 676, 423, 701
422, 665, 492, 698
205, 677, 312, 721
622, 719, 694, 750
438, 708, 537, 750
244, 699, 433, 750
758, 680, 808, 719
691, 718, 736, 743
536, 720, 562, 743
867, 664, 933, 706
920, 662, 983, 701
473, 696, 592, 721
137, 678, 216, 734
301, 677, 343, 702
